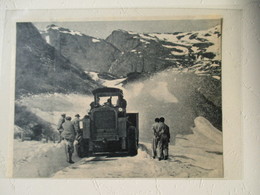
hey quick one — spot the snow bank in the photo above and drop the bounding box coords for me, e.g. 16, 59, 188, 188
13, 140, 80, 178
17, 93, 93, 130
194, 116, 222, 145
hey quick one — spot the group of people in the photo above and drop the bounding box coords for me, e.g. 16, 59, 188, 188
57, 113, 81, 163
90, 96, 127, 110
152, 117, 170, 161
57, 113, 170, 163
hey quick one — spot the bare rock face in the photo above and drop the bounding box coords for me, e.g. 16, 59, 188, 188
106, 27, 221, 78
16, 23, 100, 97
106, 30, 179, 76
40, 24, 221, 78
42, 25, 121, 72
105, 30, 141, 52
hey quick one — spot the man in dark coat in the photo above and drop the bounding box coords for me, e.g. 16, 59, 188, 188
57, 113, 66, 143
72, 114, 81, 134
61, 116, 76, 163
158, 117, 170, 160
72, 114, 82, 145
152, 118, 160, 159
90, 97, 100, 110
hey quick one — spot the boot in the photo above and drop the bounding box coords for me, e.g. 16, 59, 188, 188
68, 152, 74, 164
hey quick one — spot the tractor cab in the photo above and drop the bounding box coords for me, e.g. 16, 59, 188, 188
90, 87, 127, 116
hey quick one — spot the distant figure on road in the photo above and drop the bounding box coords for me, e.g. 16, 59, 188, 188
61, 116, 76, 164
158, 117, 170, 161
152, 118, 160, 159
57, 113, 66, 143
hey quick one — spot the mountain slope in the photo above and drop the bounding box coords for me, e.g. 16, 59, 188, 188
16, 23, 101, 97
106, 26, 221, 78
41, 25, 121, 72
40, 24, 222, 79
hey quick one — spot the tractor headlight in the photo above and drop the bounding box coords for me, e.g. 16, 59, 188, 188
118, 107, 123, 112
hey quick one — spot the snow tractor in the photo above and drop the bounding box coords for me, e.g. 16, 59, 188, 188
76, 87, 139, 157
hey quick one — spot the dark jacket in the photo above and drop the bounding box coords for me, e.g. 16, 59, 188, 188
72, 117, 80, 132
152, 122, 160, 137
158, 122, 170, 141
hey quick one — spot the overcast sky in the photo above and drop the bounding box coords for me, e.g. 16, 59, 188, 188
34, 19, 222, 39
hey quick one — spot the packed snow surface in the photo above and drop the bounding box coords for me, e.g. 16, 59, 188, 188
13, 140, 81, 177
13, 116, 222, 178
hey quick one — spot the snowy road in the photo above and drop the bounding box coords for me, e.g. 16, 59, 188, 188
13, 117, 223, 178
53, 136, 222, 178
53, 144, 167, 178
13, 123, 222, 178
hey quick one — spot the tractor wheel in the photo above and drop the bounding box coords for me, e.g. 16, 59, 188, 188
127, 126, 138, 156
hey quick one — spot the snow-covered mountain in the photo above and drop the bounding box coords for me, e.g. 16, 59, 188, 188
41, 24, 121, 72
106, 25, 221, 78
40, 24, 222, 79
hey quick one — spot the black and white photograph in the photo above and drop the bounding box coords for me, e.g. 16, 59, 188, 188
13, 18, 223, 178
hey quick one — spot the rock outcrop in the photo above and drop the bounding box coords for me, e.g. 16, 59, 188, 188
16, 23, 100, 97
41, 24, 121, 72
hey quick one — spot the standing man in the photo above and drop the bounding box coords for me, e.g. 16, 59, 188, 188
72, 114, 81, 136
61, 116, 76, 163
158, 117, 170, 161
73, 113, 82, 153
57, 113, 66, 143
152, 118, 160, 159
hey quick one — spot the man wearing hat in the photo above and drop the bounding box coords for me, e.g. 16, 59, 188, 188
57, 113, 66, 143
61, 116, 76, 163
73, 114, 83, 156
158, 117, 170, 161
72, 114, 81, 134
152, 117, 160, 159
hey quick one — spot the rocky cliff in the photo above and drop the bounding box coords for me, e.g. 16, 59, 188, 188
16, 23, 101, 97
106, 26, 221, 78
41, 25, 121, 72
40, 25, 221, 79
